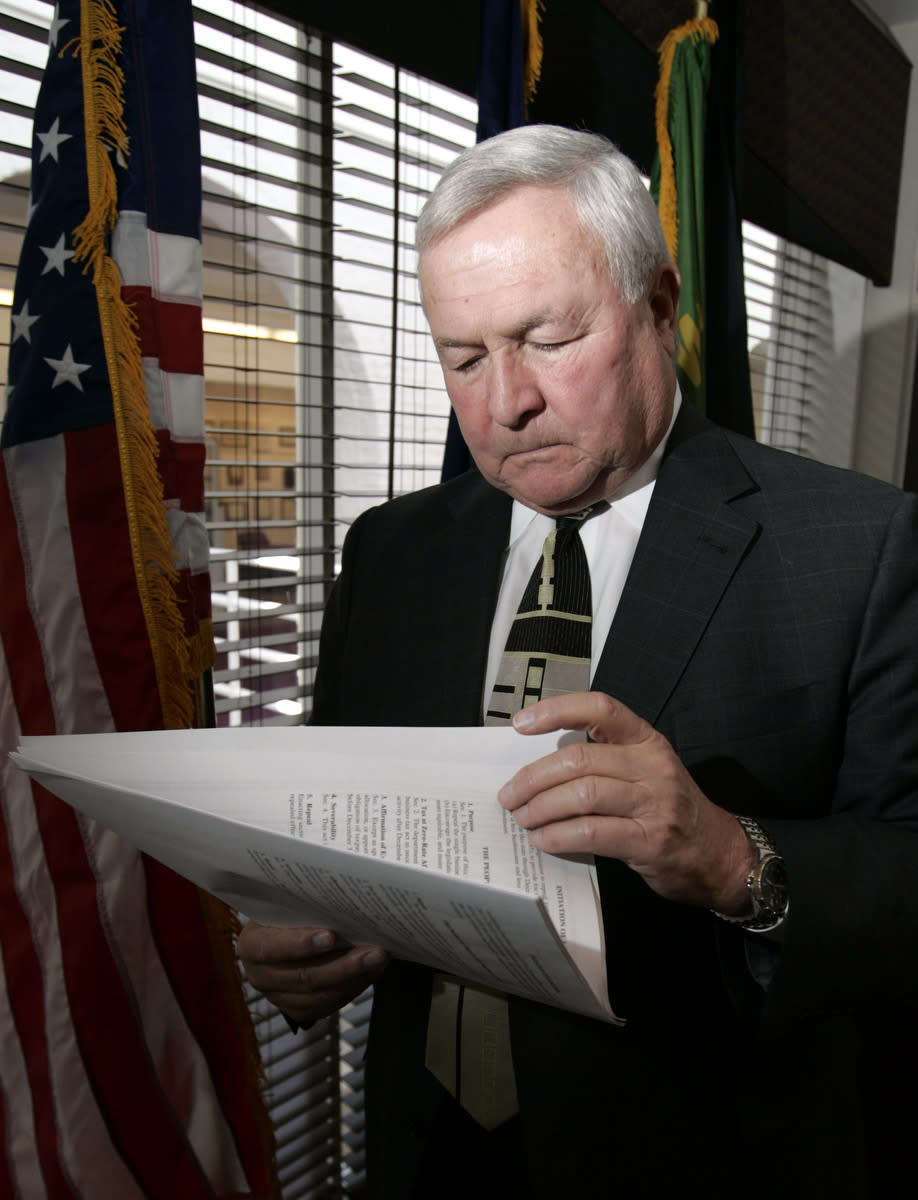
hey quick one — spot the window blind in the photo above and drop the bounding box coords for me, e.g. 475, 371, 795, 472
744, 222, 864, 466
194, 0, 331, 729
0, 4, 44, 395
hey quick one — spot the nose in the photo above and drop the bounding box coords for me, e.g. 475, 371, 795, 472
487, 350, 544, 428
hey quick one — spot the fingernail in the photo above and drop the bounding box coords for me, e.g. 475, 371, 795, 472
513, 708, 535, 730
362, 949, 385, 969
312, 931, 334, 951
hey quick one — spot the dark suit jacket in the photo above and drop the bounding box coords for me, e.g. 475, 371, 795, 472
312, 404, 918, 1198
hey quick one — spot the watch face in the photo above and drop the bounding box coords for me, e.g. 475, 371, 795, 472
755, 855, 789, 917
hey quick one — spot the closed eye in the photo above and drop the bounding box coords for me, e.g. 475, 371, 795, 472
453, 354, 484, 373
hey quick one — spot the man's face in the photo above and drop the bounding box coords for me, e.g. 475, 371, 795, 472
419, 186, 680, 515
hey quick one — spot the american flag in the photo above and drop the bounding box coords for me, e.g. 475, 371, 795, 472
0, 1, 279, 1195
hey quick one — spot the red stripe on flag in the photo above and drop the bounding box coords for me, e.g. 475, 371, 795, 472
123, 284, 204, 375
64, 426, 163, 733
156, 431, 207, 511
31, 779, 220, 1199
0, 454, 80, 1200
189, 567, 213, 622
174, 565, 214, 638
0, 804, 79, 1200
2, 451, 220, 1198
144, 860, 277, 1197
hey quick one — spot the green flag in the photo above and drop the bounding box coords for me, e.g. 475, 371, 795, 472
651, 13, 719, 415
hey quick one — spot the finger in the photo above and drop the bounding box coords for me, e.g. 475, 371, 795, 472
247, 945, 386, 1012
290, 944, 388, 995
512, 690, 653, 746
508, 770, 640, 830
514, 780, 694, 868
523, 812, 643, 860
265, 949, 389, 1024
237, 921, 339, 968
245, 940, 386, 994
499, 737, 651, 811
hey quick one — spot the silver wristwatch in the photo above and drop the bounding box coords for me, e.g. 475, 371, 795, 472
714, 815, 789, 931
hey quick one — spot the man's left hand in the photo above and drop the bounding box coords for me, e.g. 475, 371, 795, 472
499, 691, 755, 913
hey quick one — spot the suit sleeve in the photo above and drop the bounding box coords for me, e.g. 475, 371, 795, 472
758, 490, 918, 1017
309, 507, 371, 727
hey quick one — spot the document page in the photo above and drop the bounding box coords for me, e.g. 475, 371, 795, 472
12, 726, 616, 1022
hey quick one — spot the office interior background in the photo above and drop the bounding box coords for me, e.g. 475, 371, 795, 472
2, 0, 918, 1195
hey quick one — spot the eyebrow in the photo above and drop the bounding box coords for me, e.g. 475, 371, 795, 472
433, 312, 561, 352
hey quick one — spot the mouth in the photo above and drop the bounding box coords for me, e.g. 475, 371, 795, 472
506, 442, 566, 460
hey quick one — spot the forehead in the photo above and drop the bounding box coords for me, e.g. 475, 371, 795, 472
419, 187, 608, 314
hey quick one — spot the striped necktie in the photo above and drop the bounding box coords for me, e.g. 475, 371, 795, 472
425, 506, 596, 1129
485, 507, 595, 724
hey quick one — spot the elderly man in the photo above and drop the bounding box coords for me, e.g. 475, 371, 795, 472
239, 126, 918, 1198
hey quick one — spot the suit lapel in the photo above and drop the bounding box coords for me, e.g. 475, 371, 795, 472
420, 473, 511, 725
593, 407, 761, 726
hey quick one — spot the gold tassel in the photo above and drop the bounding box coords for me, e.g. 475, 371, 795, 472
521, 0, 545, 111
654, 15, 719, 261
70, 0, 206, 731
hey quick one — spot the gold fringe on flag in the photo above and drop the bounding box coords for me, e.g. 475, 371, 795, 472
68, 9, 279, 1192
654, 13, 719, 261
69, 0, 204, 732
521, 0, 545, 111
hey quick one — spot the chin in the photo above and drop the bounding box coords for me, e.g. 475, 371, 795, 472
518, 479, 611, 515
511, 492, 603, 517
496, 467, 602, 512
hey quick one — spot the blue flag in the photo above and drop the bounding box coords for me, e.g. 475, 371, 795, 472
441, 0, 532, 482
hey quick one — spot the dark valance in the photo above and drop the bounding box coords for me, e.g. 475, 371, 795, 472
274, 0, 912, 285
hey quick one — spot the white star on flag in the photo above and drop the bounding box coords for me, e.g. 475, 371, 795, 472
44, 344, 92, 391
40, 232, 75, 276
11, 300, 41, 345
37, 116, 72, 163
49, 5, 69, 49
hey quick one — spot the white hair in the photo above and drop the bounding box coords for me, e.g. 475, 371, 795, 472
415, 125, 671, 303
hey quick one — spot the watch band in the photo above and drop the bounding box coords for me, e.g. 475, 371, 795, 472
713, 815, 789, 932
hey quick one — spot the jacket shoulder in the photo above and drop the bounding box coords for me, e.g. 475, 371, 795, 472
669, 405, 908, 518
349, 468, 508, 540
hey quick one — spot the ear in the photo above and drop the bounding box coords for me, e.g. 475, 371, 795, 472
647, 263, 681, 356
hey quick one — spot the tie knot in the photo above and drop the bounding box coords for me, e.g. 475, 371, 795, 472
555, 500, 607, 533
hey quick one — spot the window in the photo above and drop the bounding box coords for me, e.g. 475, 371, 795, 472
745, 223, 866, 467
198, 8, 476, 735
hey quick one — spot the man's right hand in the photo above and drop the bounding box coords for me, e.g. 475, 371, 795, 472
237, 921, 389, 1025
